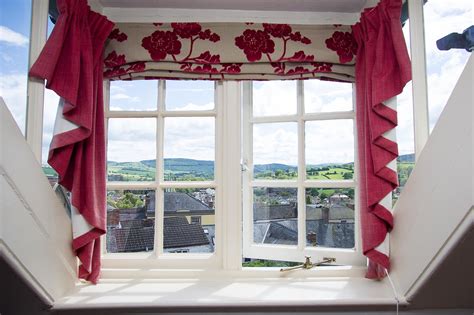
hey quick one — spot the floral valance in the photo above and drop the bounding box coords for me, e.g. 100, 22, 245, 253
104, 22, 357, 81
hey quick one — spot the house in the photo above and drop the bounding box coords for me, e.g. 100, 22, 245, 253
0, 0, 472, 314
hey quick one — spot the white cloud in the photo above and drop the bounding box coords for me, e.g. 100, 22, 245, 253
306, 120, 354, 165
253, 81, 297, 116
253, 123, 298, 166
166, 102, 214, 111
0, 74, 27, 134
0, 26, 29, 46
107, 118, 156, 162
304, 80, 353, 113
164, 117, 215, 161
110, 93, 140, 102
1, 52, 13, 62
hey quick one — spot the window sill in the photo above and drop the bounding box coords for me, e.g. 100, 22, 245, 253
54, 267, 403, 310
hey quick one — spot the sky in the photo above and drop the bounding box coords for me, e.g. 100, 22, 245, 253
0, 0, 471, 166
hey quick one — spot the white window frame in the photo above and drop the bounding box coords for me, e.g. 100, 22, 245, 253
241, 81, 366, 267
101, 80, 224, 270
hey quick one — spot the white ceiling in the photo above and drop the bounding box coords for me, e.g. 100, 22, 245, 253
98, 0, 369, 13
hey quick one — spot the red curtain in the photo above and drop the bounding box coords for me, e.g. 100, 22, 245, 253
29, 0, 114, 283
352, 0, 411, 279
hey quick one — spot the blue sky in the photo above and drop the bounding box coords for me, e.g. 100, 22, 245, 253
0, 0, 471, 165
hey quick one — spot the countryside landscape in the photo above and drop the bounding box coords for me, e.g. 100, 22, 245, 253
42, 154, 415, 188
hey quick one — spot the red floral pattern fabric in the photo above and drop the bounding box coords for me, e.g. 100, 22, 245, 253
325, 31, 358, 64
104, 22, 357, 81
109, 28, 127, 42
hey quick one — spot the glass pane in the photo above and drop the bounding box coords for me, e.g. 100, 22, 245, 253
394, 22, 415, 205
41, 19, 61, 186
163, 117, 215, 181
304, 80, 353, 113
253, 123, 297, 180
242, 259, 299, 268
0, 0, 32, 134
109, 80, 157, 111
163, 188, 215, 253
107, 118, 156, 181
305, 188, 355, 249
166, 80, 214, 111
423, 1, 471, 132
305, 120, 354, 179
106, 189, 155, 253
253, 81, 297, 117
253, 187, 298, 246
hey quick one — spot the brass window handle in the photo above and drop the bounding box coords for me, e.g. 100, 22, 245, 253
280, 256, 336, 272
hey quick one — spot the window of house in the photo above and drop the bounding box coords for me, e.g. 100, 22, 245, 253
242, 80, 364, 266
104, 80, 220, 267
103, 78, 364, 269
191, 216, 202, 225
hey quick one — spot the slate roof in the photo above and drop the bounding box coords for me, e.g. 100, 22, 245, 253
264, 221, 298, 245
109, 227, 155, 253
107, 209, 120, 226
252, 218, 354, 249
164, 216, 189, 226
106, 216, 211, 252
120, 218, 154, 229
164, 192, 214, 214
163, 224, 210, 248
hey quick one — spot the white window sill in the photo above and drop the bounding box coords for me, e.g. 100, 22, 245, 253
54, 267, 403, 310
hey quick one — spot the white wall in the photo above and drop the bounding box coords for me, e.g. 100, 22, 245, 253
0, 97, 77, 305
389, 55, 473, 301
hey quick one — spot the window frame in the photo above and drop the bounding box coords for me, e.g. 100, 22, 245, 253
241, 80, 365, 267
102, 79, 224, 269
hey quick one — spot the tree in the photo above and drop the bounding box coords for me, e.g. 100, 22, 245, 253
274, 169, 284, 178
308, 188, 319, 197
343, 172, 353, 180
114, 192, 144, 209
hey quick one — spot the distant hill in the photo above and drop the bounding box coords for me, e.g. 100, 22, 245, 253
397, 153, 415, 163
254, 163, 297, 173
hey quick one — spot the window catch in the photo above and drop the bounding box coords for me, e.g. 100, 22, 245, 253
279, 256, 336, 272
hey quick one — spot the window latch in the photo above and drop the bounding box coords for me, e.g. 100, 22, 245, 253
280, 256, 336, 272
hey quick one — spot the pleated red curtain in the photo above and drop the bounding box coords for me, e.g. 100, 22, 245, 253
29, 0, 114, 283
352, 0, 411, 279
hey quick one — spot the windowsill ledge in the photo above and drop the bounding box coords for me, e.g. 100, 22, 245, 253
54, 267, 404, 310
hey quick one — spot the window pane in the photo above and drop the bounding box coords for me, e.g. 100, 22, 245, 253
0, 0, 32, 134
253, 187, 298, 246
107, 118, 156, 181
394, 22, 415, 205
253, 81, 297, 117
163, 188, 215, 253
305, 188, 355, 249
166, 80, 214, 111
304, 80, 353, 113
253, 123, 297, 180
423, 1, 471, 132
305, 120, 354, 179
106, 189, 155, 253
109, 80, 157, 111
163, 117, 215, 181
41, 19, 61, 186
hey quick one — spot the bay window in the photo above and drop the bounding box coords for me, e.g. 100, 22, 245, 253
103, 78, 364, 270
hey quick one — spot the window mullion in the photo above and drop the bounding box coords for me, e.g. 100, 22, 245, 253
297, 81, 306, 251
155, 80, 165, 257
242, 81, 254, 257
